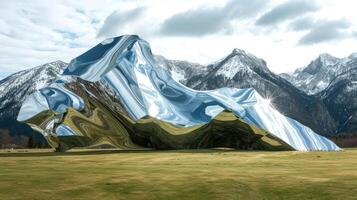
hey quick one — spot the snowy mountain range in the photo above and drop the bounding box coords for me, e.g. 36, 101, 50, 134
157, 49, 336, 136
281, 53, 357, 134
280, 53, 357, 95
0, 48, 355, 147
157, 49, 356, 136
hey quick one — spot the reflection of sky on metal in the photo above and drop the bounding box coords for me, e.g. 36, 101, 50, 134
39, 83, 84, 113
56, 124, 77, 136
17, 91, 50, 122
18, 35, 341, 151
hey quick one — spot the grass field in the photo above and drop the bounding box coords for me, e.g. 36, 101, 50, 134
1, 149, 357, 200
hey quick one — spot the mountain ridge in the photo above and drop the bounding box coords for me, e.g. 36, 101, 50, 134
0, 47, 355, 148
156, 48, 337, 136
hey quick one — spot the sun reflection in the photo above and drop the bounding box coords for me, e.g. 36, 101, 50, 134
262, 98, 271, 105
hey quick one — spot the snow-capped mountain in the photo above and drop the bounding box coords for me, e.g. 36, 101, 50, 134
0, 60, 67, 119
154, 49, 336, 136
280, 53, 356, 95
0, 60, 67, 147
0, 43, 355, 149
154, 50, 357, 136
280, 53, 357, 134
154, 55, 207, 84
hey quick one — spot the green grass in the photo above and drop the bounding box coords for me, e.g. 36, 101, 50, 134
1, 149, 357, 200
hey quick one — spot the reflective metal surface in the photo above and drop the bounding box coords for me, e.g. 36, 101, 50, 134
18, 35, 341, 151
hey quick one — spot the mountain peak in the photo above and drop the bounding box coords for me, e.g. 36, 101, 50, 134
228, 48, 268, 70
348, 53, 357, 59
51, 60, 67, 65
211, 48, 270, 80
29, 60, 67, 72
283, 52, 356, 95
317, 53, 339, 65
318, 53, 334, 58
231, 48, 246, 55
302, 53, 339, 75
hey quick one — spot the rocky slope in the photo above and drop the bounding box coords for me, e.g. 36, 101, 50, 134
280, 53, 357, 95
154, 55, 207, 84
281, 53, 357, 134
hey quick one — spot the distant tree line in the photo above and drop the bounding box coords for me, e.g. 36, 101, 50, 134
329, 133, 357, 148
0, 128, 47, 149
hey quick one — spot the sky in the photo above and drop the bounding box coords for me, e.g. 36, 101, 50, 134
0, 0, 357, 80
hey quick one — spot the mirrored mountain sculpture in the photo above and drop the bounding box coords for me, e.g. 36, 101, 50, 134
17, 35, 341, 151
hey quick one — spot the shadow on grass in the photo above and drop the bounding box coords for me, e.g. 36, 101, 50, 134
0, 148, 260, 157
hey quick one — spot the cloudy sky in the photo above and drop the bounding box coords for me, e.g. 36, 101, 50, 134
1, 0, 357, 79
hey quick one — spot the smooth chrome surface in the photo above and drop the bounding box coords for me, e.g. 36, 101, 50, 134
18, 35, 341, 151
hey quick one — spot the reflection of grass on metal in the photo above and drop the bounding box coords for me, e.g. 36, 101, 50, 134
22, 94, 293, 152
129, 110, 293, 151
22, 110, 60, 149
58, 94, 293, 151
23, 80, 293, 152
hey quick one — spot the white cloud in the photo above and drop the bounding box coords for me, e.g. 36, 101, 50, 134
0, 0, 356, 76
97, 7, 146, 38
159, 0, 268, 36
256, 0, 318, 26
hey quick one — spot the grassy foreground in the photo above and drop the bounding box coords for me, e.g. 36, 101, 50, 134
0, 149, 357, 200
